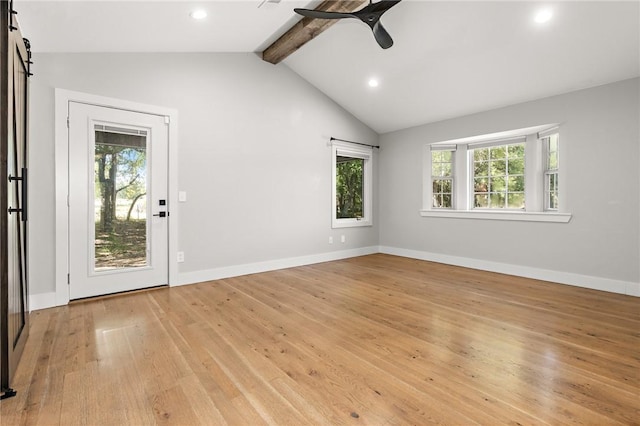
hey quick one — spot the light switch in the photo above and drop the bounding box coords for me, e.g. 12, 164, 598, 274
178, 191, 187, 202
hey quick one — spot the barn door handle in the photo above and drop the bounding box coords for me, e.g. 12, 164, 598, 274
7, 168, 27, 221
22, 167, 27, 221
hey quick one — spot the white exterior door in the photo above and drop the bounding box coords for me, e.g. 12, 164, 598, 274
68, 102, 168, 300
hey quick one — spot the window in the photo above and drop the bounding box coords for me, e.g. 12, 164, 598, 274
336, 156, 364, 218
472, 142, 525, 209
431, 149, 454, 208
543, 133, 559, 210
422, 125, 570, 222
332, 141, 372, 228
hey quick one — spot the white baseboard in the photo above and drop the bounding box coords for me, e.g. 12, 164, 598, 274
379, 246, 640, 297
177, 246, 380, 286
28, 244, 637, 311
29, 292, 58, 312
626, 282, 640, 297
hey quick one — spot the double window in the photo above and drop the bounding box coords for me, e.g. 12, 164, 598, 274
332, 141, 372, 228
424, 125, 568, 221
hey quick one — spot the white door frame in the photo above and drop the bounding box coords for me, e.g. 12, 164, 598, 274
55, 89, 178, 306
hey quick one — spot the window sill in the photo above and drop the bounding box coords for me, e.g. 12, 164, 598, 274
332, 219, 372, 229
420, 209, 572, 223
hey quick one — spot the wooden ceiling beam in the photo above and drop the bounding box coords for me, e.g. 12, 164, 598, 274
261, 0, 367, 65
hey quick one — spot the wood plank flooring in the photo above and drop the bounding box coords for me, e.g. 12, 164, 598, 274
1, 254, 638, 425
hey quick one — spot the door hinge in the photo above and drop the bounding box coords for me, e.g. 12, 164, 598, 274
66, 194, 69, 207
164, 116, 170, 125
66, 116, 69, 128
67, 273, 70, 285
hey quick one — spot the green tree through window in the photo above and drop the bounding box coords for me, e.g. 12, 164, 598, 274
94, 130, 148, 269
431, 150, 453, 208
473, 143, 525, 209
336, 156, 364, 219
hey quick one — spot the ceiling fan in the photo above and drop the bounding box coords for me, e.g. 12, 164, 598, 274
294, 0, 402, 49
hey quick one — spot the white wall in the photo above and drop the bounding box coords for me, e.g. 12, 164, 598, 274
29, 53, 379, 299
28, 53, 638, 303
378, 78, 639, 293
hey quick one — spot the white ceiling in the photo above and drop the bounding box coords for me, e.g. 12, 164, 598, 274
16, 0, 640, 134
15, 0, 322, 52
284, 1, 640, 133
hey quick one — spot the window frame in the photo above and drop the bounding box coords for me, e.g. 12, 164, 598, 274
332, 141, 373, 228
430, 146, 455, 209
421, 125, 571, 223
469, 138, 526, 211
542, 133, 560, 211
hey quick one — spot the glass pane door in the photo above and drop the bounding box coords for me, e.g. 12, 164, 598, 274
69, 102, 169, 300
93, 125, 148, 271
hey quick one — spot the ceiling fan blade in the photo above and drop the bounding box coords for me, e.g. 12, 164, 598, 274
293, 8, 356, 20
294, 1, 401, 50
372, 21, 393, 49
365, 0, 402, 16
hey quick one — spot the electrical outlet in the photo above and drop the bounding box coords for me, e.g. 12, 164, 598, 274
177, 251, 185, 263
341, 235, 346, 243
329, 236, 333, 244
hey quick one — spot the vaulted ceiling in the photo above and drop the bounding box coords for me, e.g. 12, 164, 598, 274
16, 0, 640, 134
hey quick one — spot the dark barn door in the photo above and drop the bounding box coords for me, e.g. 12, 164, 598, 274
1, 0, 31, 396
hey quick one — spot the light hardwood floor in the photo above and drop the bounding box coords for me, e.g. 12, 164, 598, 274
1, 254, 639, 425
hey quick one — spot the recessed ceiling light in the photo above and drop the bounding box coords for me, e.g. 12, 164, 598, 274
190, 9, 208, 20
534, 8, 553, 24
368, 78, 379, 88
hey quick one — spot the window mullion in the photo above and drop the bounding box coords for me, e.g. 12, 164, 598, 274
455, 144, 468, 210
525, 133, 542, 212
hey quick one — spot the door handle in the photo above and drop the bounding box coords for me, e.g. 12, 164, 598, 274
153, 211, 167, 218
8, 167, 27, 221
